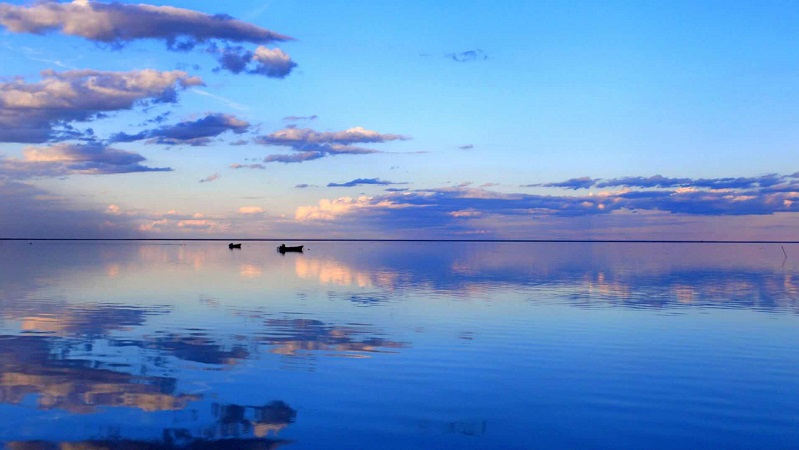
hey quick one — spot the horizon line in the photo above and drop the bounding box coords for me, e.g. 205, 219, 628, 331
1, 238, 798, 244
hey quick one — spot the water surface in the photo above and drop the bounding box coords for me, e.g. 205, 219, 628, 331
0, 241, 797, 449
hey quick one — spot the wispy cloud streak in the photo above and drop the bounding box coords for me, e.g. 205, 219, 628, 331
255, 126, 410, 163
327, 178, 408, 188
447, 49, 488, 62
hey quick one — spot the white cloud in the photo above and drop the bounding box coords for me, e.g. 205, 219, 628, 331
295, 196, 405, 221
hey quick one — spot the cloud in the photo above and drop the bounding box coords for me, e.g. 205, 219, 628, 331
250, 46, 296, 78
327, 178, 407, 188
212, 44, 253, 73
230, 163, 265, 169
0, 2, 297, 77
0, 1, 291, 47
210, 44, 296, 78
596, 174, 786, 190
110, 113, 250, 146
138, 210, 230, 234
0, 69, 203, 143
292, 173, 799, 236
0, 180, 141, 238
0, 143, 171, 178
447, 49, 488, 62
199, 173, 220, 183
259, 126, 408, 146
535, 176, 596, 190
283, 115, 318, 122
295, 196, 409, 221
264, 151, 325, 163
256, 126, 410, 163
538, 174, 794, 191
237, 206, 264, 214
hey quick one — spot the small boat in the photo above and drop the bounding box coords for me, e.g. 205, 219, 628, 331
229, 243, 242, 249
277, 244, 303, 253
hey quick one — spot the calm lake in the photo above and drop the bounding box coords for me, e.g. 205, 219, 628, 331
0, 240, 798, 449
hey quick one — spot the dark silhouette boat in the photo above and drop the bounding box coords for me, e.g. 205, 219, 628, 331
277, 244, 303, 253
229, 243, 242, 249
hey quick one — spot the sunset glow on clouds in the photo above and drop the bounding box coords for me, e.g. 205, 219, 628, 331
1, 0, 798, 240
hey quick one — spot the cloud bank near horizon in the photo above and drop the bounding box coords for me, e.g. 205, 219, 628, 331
292, 173, 799, 237
534, 174, 797, 191
3, 169, 799, 239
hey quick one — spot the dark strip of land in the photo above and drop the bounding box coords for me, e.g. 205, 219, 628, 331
1, 238, 798, 244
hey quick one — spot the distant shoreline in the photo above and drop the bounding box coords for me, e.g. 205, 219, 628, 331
1, 238, 798, 244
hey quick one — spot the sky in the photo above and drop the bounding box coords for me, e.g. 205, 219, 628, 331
1, 0, 799, 240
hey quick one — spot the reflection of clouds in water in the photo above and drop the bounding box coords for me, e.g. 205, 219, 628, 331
3, 399, 296, 449
0, 335, 199, 414
240, 263, 263, 278
209, 401, 296, 439
0, 333, 298, 445
327, 291, 392, 307
9, 303, 170, 338
258, 318, 407, 357
121, 331, 251, 366
295, 257, 397, 288
105, 263, 120, 277
295, 243, 799, 312
565, 269, 799, 311
136, 243, 207, 269
6, 437, 290, 449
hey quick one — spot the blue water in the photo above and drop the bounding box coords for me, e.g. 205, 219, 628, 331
0, 241, 797, 449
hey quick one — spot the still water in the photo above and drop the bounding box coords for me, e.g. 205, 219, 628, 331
0, 240, 798, 449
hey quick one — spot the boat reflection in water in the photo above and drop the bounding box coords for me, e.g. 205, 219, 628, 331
0, 240, 797, 448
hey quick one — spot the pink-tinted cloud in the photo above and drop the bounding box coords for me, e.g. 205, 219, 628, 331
199, 173, 220, 183
0, 143, 171, 178
237, 206, 264, 214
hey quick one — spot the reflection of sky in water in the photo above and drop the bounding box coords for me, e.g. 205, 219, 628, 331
0, 241, 797, 448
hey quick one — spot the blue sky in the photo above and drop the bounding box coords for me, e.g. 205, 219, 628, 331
1, 0, 798, 239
